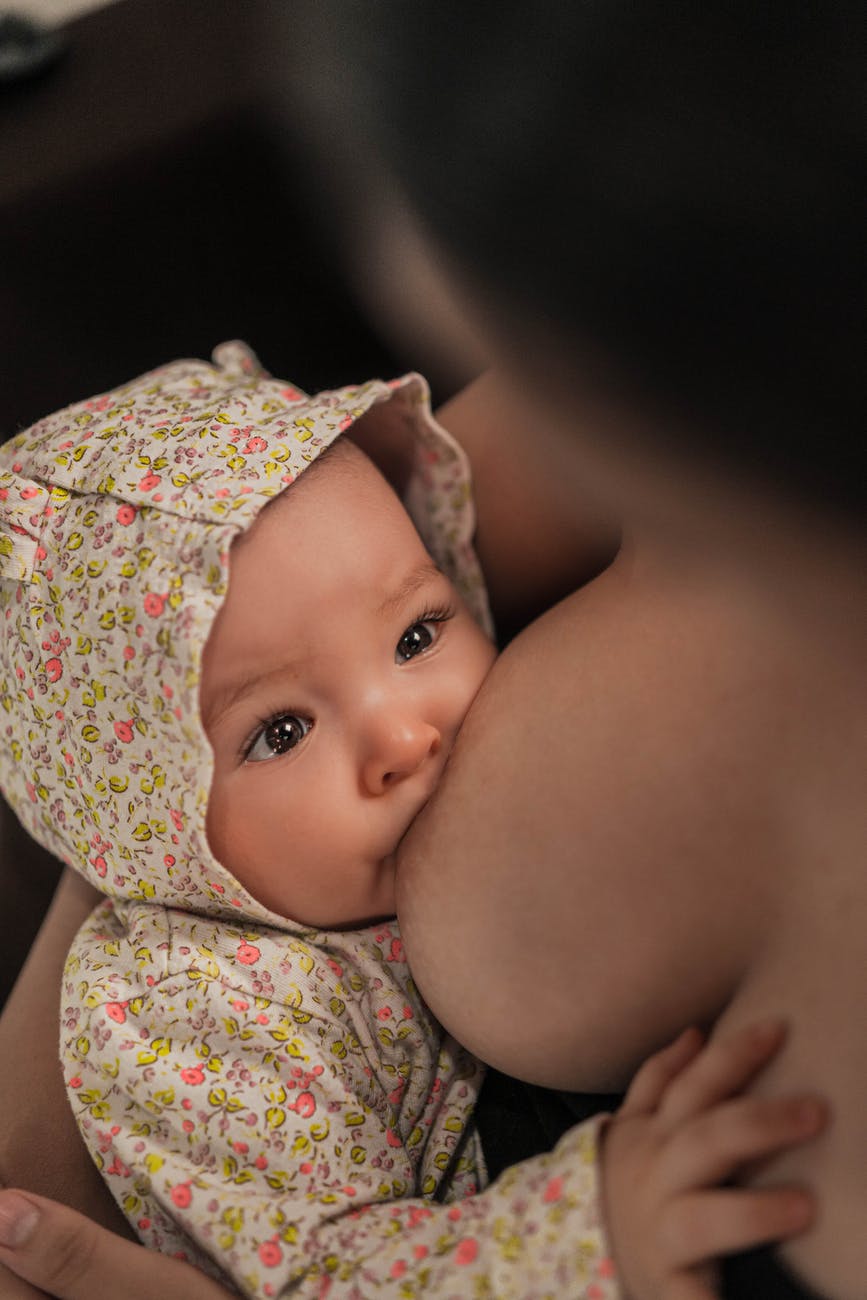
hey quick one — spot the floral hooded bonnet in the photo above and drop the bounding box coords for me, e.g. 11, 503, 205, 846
0, 341, 491, 929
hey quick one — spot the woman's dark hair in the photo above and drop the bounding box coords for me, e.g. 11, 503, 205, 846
291, 2, 864, 517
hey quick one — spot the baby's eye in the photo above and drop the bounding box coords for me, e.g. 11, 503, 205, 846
395, 620, 437, 663
245, 714, 312, 763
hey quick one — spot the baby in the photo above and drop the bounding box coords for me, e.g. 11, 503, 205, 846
0, 343, 819, 1299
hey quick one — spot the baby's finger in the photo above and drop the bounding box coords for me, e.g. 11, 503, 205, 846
659, 1185, 814, 1269
656, 1093, 827, 1195
618, 1026, 704, 1118
656, 1018, 788, 1130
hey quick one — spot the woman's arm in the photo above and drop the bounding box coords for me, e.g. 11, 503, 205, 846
433, 372, 620, 636
0, 867, 133, 1237
353, 370, 620, 639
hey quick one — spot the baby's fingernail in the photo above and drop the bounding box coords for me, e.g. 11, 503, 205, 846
0, 1193, 40, 1248
786, 1190, 814, 1226
796, 1098, 827, 1128
750, 1017, 787, 1045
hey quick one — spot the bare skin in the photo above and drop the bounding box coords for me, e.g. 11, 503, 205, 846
395, 356, 867, 1300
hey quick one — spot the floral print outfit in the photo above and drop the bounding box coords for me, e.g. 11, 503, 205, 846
0, 342, 617, 1298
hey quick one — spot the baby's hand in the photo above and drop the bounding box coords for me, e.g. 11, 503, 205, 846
600, 1020, 826, 1300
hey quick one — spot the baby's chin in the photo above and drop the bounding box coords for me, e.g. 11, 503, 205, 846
325, 855, 398, 931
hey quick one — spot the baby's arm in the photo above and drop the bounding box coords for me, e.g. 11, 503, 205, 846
0, 1020, 824, 1300
601, 1020, 825, 1300
58, 891, 825, 1300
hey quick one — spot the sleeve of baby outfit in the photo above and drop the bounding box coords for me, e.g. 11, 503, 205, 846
61, 902, 620, 1299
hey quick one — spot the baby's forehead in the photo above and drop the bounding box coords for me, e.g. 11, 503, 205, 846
234, 437, 395, 543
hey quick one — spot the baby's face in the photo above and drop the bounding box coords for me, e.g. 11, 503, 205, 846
200, 441, 496, 928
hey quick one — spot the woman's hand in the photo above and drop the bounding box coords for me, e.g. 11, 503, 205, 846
0, 1192, 232, 1300
601, 1020, 827, 1300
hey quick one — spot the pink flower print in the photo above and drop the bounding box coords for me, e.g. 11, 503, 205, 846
290, 1091, 315, 1120
326, 958, 343, 978
26, 782, 37, 803
258, 1240, 283, 1269
116, 504, 137, 525
19, 486, 40, 500
254, 1155, 268, 1170
123, 646, 135, 661
143, 592, 166, 617
390, 1261, 407, 1280
236, 942, 260, 966
454, 1239, 478, 1266
233, 1141, 249, 1154
413, 1245, 428, 1261
543, 1175, 563, 1203
44, 657, 62, 683
170, 1183, 192, 1209
377, 1007, 392, 1021
138, 472, 161, 492
113, 720, 135, 744
68, 1076, 82, 1089
170, 809, 184, 832
180, 1065, 205, 1086
91, 855, 107, 877
245, 436, 267, 454
105, 1002, 128, 1024
385, 1129, 402, 1149
386, 937, 404, 963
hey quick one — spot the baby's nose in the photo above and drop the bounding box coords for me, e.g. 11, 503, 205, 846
360, 713, 442, 795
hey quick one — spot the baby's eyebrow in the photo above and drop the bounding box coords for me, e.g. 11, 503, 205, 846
201, 663, 300, 734
376, 560, 444, 619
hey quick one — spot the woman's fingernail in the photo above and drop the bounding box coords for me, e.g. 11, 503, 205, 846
0, 1193, 40, 1248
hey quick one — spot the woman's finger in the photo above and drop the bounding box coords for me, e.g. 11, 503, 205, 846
656, 1093, 827, 1195
618, 1026, 704, 1118
656, 1018, 788, 1130
0, 1192, 230, 1300
0, 1258, 49, 1299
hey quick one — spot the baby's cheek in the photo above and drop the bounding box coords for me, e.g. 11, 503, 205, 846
203, 774, 242, 875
